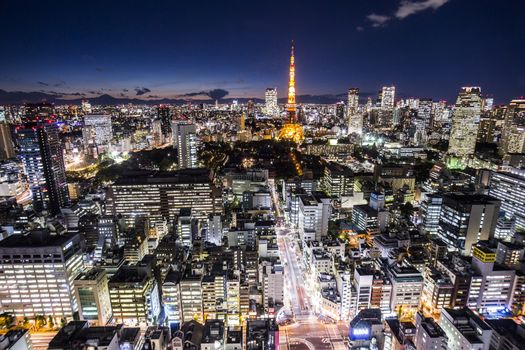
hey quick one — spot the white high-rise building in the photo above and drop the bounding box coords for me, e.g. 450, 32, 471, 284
261, 260, 284, 309
440, 308, 492, 350
414, 312, 448, 350
483, 97, 494, 111
347, 88, 359, 115
172, 121, 198, 169
413, 98, 432, 145
298, 192, 332, 241
83, 115, 112, 152
501, 99, 525, 156
0, 230, 84, 321
488, 171, 525, 231
380, 86, 396, 110
346, 88, 361, 135
417, 98, 433, 124
448, 87, 482, 156
265, 88, 279, 117
348, 113, 363, 135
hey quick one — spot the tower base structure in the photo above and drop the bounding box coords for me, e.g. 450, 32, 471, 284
277, 123, 304, 143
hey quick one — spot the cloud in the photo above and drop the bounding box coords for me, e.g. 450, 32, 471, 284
88, 90, 103, 95
175, 89, 230, 100
123, 88, 129, 92
365, 0, 450, 28
356, 26, 365, 32
367, 13, 391, 27
395, 0, 450, 19
53, 80, 66, 87
37, 81, 49, 86
135, 87, 151, 96
179, 91, 208, 97
147, 95, 160, 99
207, 89, 229, 100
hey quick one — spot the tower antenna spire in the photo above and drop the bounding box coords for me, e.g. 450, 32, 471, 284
287, 40, 296, 123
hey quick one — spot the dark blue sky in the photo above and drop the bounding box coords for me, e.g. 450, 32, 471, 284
0, 0, 523, 103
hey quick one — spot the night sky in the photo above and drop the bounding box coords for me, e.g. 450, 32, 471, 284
0, 0, 524, 103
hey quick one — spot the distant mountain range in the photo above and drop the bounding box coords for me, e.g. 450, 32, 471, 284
0, 89, 375, 106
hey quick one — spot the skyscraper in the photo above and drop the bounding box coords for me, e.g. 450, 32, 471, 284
448, 87, 482, 156
347, 88, 362, 135
380, 86, 395, 110
0, 123, 15, 160
500, 99, 525, 156
0, 230, 84, 321
17, 114, 69, 214
158, 105, 172, 140
172, 121, 198, 169
488, 171, 525, 230
278, 42, 304, 143
437, 193, 500, 255
265, 88, 279, 117
417, 98, 433, 124
83, 114, 112, 154
414, 98, 433, 145
347, 88, 359, 115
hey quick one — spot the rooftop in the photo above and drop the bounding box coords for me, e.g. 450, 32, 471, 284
0, 230, 80, 248
113, 168, 212, 185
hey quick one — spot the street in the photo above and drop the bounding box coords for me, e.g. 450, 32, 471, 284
269, 180, 349, 350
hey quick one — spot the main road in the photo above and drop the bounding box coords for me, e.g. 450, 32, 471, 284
269, 180, 349, 350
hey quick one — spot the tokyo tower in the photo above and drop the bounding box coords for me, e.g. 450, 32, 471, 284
278, 41, 304, 143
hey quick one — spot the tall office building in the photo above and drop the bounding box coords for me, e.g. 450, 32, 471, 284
420, 194, 443, 235
448, 87, 482, 156
151, 119, 163, 145
440, 308, 492, 350
177, 208, 198, 247
0, 230, 84, 321
347, 88, 359, 114
74, 268, 113, 326
157, 105, 172, 139
414, 312, 448, 350
488, 171, 525, 230
109, 260, 161, 325
16, 116, 69, 214
321, 162, 354, 200
107, 169, 221, 229
261, 261, 284, 309
500, 99, 525, 155
172, 121, 198, 169
483, 97, 494, 111
469, 245, 515, 310
346, 88, 362, 135
0, 123, 15, 160
178, 274, 204, 323
386, 263, 424, 313
298, 192, 332, 241
437, 193, 500, 255
417, 98, 433, 127
380, 86, 395, 110
265, 88, 279, 117
83, 114, 112, 153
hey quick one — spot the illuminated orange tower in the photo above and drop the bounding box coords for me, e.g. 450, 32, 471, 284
278, 41, 304, 143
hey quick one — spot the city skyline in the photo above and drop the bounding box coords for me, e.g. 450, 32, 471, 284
0, 0, 524, 104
